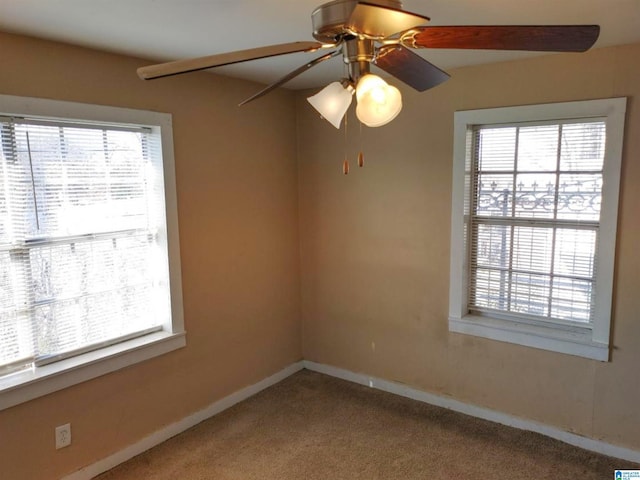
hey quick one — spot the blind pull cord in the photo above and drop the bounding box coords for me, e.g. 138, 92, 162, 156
25, 131, 41, 231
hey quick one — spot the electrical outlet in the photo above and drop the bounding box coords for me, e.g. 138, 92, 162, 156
55, 423, 71, 449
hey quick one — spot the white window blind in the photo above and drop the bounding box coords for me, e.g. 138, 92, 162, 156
0, 117, 170, 375
469, 120, 605, 327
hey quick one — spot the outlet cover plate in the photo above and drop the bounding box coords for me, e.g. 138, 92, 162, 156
55, 423, 71, 449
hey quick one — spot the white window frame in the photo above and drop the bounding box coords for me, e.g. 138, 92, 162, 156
0, 94, 185, 410
449, 98, 626, 361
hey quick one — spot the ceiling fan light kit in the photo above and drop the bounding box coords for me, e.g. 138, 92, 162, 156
137, 0, 600, 128
306, 72, 403, 129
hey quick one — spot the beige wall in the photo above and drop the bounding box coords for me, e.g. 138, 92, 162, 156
297, 43, 640, 451
1, 27, 639, 479
0, 32, 302, 480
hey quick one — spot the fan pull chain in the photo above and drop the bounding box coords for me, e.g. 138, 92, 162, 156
343, 111, 349, 175
358, 121, 364, 168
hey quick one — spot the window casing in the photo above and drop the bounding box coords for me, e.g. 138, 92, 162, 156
0, 94, 184, 410
449, 98, 626, 361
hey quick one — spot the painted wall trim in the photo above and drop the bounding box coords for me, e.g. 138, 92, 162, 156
302, 360, 640, 464
61, 361, 304, 480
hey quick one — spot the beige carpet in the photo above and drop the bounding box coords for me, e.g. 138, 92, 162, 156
97, 369, 638, 479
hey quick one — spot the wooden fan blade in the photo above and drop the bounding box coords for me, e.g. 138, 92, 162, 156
374, 45, 450, 92
137, 41, 325, 80
347, 1, 429, 38
402, 25, 600, 52
239, 50, 341, 106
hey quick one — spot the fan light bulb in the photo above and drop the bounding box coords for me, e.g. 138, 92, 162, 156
355, 74, 402, 128
307, 81, 354, 129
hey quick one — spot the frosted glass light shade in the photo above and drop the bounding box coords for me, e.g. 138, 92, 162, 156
307, 82, 354, 129
355, 74, 402, 127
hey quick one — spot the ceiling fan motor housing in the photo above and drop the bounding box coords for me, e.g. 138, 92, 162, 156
343, 37, 374, 81
311, 0, 404, 43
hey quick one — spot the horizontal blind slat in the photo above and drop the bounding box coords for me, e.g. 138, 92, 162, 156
34, 326, 162, 367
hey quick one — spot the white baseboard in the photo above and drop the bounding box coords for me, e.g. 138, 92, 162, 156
303, 360, 640, 464
62, 361, 304, 480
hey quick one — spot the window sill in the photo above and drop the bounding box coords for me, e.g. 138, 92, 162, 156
0, 330, 186, 411
449, 314, 609, 361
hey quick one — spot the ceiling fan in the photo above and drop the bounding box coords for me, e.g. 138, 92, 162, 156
137, 0, 599, 128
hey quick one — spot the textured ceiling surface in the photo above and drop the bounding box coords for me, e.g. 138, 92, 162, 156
1, 0, 639, 89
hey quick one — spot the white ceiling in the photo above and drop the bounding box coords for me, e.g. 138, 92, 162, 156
1, 0, 639, 90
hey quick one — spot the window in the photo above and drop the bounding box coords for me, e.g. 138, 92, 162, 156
449, 98, 626, 361
0, 94, 184, 409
